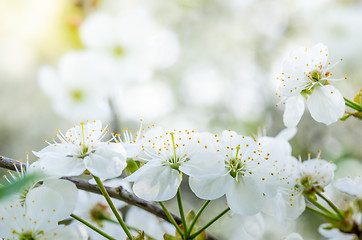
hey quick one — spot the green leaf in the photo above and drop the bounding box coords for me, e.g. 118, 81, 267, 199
0, 173, 38, 201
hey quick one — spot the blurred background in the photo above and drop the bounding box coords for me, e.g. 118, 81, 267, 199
0, 0, 362, 239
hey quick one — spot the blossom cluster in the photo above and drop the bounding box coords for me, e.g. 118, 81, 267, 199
10, 118, 345, 239
1, 39, 361, 239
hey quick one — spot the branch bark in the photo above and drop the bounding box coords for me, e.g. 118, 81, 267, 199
0, 155, 218, 240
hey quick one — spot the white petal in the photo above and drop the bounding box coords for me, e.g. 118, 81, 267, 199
36, 149, 85, 177
179, 151, 225, 179
26, 186, 65, 226
226, 178, 263, 215
123, 160, 162, 182
283, 95, 305, 128
307, 85, 345, 125
85, 143, 127, 179
285, 232, 304, 240
319, 223, 355, 240
45, 224, 89, 240
42, 179, 78, 220
131, 165, 181, 201
276, 127, 297, 141
189, 175, 231, 200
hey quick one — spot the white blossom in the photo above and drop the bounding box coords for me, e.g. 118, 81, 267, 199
270, 156, 336, 221
125, 126, 213, 201
277, 43, 345, 127
0, 168, 86, 240
34, 120, 127, 179
186, 130, 289, 215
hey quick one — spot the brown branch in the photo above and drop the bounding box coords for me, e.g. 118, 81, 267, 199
0, 155, 218, 240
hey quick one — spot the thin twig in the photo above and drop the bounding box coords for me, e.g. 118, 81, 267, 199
0, 154, 218, 240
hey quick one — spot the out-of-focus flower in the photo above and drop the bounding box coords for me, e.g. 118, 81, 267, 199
181, 65, 225, 107
334, 176, 362, 199
0, 166, 85, 239
116, 81, 175, 121
277, 43, 345, 127
126, 206, 175, 239
73, 190, 127, 240
0, 200, 87, 240
79, 7, 179, 83
319, 223, 356, 240
34, 120, 127, 179
2, 155, 77, 218
38, 51, 115, 121
125, 127, 213, 201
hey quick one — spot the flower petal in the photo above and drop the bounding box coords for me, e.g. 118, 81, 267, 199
179, 151, 225, 179
85, 143, 127, 179
226, 177, 263, 215
36, 147, 85, 177
283, 95, 305, 128
130, 165, 181, 201
189, 175, 231, 200
42, 179, 78, 220
26, 186, 65, 227
307, 85, 345, 125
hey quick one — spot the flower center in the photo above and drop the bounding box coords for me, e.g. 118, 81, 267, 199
225, 146, 246, 180
113, 46, 125, 56
226, 158, 246, 179
167, 156, 182, 170
296, 175, 323, 194
90, 203, 111, 227
13, 230, 43, 240
70, 90, 84, 102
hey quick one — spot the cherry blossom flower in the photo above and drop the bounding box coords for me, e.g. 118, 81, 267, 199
0, 160, 86, 239
186, 130, 290, 215
34, 120, 127, 179
124, 126, 214, 201
277, 43, 345, 127
0, 195, 87, 240
269, 155, 336, 221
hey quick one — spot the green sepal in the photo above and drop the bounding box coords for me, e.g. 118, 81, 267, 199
353, 87, 362, 105
185, 210, 206, 240
352, 112, 362, 120
305, 192, 317, 201
163, 233, 182, 240
131, 231, 145, 240
125, 158, 141, 175
340, 114, 351, 121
